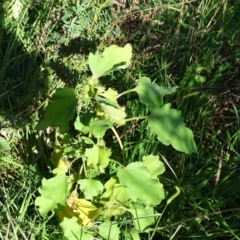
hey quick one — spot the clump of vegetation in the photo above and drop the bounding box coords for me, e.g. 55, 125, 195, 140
1, 0, 240, 239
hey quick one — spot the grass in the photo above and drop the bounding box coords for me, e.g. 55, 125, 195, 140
1, 0, 240, 239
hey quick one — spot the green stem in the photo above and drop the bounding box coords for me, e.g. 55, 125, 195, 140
109, 159, 125, 168
117, 89, 135, 99
124, 116, 148, 122
111, 126, 126, 165
150, 204, 168, 240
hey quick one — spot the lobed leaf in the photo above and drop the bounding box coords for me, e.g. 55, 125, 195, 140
36, 87, 77, 134
35, 174, 68, 216
148, 104, 197, 154
89, 44, 132, 79
117, 162, 165, 206
85, 145, 111, 174
133, 77, 177, 107
74, 112, 95, 134
60, 217, 92, 240
142, 155, 165, 179
78, 179, 104, 200
90, 119, 113, 138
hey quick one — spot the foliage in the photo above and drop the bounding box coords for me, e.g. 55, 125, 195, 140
1, 0, 240, 239
35, 44, 197, 239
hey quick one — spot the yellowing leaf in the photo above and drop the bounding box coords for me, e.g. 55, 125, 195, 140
50, 136, 70, 175
58, 190, 98, 226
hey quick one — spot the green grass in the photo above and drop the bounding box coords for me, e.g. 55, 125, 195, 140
1, 0, 240, 239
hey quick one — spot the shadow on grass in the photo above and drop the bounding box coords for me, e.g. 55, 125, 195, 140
0, 8, 47, 128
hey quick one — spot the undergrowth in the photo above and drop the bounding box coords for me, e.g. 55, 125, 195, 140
1, 0, 240, 239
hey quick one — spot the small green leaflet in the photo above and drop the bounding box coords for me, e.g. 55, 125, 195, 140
90, 119, 113, 138
101, 177, 131, 216
60, 217, 92, 240
101, 104, 126, 122
117, 162, 165, 206
98, 221, 120, 240
89, 44, 132, 79
99, 88, 119, 106
35, 174, 68, 216
96, 96, 126, 123
36, 87, 77, 134
148, 103, 197, 154
85, 145, 111, 174
133, 77, 177, 107
142, 155, 165, 179
78, 179, 104, 200
74, 112, 95, 134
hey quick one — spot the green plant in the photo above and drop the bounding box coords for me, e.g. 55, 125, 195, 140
34, 44, 197, 239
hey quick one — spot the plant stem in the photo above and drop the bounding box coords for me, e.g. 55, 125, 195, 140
111, 126, 126, 165
124, 116, 147, 122
117, 89, 134, 99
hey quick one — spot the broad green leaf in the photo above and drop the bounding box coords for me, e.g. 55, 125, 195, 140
78, 179, 104, 200
36, 87, 77, 134
101, 177, 131, 216
99, 88, 119, 105
130, 205, 156, 232
148, 104, 197, 154
85, 145, 110, 174
96, 96, 126, 123
101, 104, 126, 123
74, 112, 95, 134
35, 174, 68, 216
96, 95, 119, 108
98, 221, 120, 240
133, 77, 177, 107
90, 119, 113, 138
142, 155, 165, 179
85, 168, 99, 179
81, 136, 95, 145
117, 162, 165, 206
60, 217, 92, 240
0, 136, 10, 151
89, 44, 132, 79
101, 177, 117, 199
